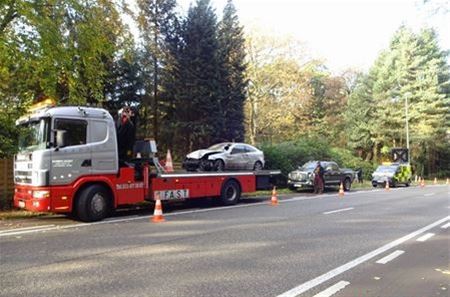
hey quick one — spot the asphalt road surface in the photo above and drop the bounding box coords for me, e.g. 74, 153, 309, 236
1, 185, 449, 297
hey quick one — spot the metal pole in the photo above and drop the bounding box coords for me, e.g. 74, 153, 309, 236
405, 94, 410, 163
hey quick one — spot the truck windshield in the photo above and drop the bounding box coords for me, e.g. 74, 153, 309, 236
300, 161, 318, 170
18, 118, 50, 152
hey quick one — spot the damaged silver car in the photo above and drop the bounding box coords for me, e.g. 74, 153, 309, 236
182, 143, 265, 172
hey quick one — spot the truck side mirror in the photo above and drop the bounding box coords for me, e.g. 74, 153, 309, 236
55, 130, 68, 149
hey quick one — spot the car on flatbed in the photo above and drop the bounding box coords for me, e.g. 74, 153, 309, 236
182, 142, 265, 172
288, 161, 355, 191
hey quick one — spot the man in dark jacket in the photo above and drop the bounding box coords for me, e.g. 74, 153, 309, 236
117, 107, 136, 162
314, 161, 325, 194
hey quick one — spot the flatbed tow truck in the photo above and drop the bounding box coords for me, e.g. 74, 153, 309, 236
13, 101, 279, 221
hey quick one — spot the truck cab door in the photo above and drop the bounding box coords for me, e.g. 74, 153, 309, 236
50, 118, 91, 186
89, 119, 118, 175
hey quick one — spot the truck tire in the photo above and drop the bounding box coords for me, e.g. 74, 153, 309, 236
76, 184, 111, 222
220, 179, 241, 206
343, 177, 352, 192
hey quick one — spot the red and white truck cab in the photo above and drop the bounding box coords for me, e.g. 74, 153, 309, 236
14, 103, 279, 221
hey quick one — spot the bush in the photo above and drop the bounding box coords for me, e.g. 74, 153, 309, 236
329, 147, 376, 180
261, 137, 375, 185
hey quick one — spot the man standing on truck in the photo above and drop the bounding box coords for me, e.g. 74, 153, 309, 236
117, 106, 136, 161
314, 161, 325, 194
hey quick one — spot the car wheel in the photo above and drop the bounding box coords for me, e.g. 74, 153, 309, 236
199, 158, 211, 171
406, 180, 411, 187
214, 159, 225, 172
220, 179, 241, 205
343, 178, 352, 191
253, 161, 263, 171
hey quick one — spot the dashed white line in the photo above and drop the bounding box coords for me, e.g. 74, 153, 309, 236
376, 250, 405, 264
0, 224, 55, 234
441, 222, 450, 229
323, 207, 354, 215
276, 216, 449, 297
312, 281, 350, 297
416, 233, 435, 242
424, 193, 435, 197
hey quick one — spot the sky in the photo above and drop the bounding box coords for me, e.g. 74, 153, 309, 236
128, 0, 450, 73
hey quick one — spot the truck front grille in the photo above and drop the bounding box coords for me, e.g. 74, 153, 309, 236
15, 170, 32, 184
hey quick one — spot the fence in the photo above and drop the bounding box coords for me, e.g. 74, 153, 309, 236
0, 159, 14, 209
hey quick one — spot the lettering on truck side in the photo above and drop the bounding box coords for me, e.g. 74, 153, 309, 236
116, 182, 145, 190
155, 189, 189, 200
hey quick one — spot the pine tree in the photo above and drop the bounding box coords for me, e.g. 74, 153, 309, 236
218, 0, 247, 142
346, 26, 449, 174
137, 0, 178, 141
174, 0, 223, 152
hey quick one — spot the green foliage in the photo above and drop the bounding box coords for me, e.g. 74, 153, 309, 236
172, 0, 224, 154
346, 26, 449, 176
0, 0, 131, 157
329, 148, 376, 180
261, 137, 373, 184
137, 0, 178, 140
218, 0, 247, 142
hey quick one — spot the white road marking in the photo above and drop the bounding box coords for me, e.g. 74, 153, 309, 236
0, 226, 62, 237
441, 222, 450, 229
0, 224, 55, 234
312, 281, 350, 297
323, 207, 354, 215
416, 233, 435, 242
276, 216, 449, 297
424, 193, 435, 197
376, 250, 405, 264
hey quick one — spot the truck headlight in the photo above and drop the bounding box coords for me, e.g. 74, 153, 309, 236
33, 190, 50, 199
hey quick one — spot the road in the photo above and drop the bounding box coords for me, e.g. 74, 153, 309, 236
0, 185, 449, 297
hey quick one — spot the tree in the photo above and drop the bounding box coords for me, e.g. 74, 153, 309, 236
137, 0, 178, 141
0, 0, 130, 157
173, 0, 223, 153
346, 26, 449, 175
245, 31, 311, 144
217, 0, 247, 142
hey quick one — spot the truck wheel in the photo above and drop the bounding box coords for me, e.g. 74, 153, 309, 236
76, 185, 110, 222
214, 159, 225, 172
343, 178, 352, 191
220, 180, 241, 205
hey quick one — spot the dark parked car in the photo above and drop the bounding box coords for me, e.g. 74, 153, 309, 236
288, 161, 355, 191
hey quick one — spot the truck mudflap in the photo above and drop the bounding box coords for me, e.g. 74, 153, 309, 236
255, 170, 281, 190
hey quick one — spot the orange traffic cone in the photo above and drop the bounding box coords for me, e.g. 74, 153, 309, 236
270, 186, 278, 206
433, 177, 437, 185
151, 195, 165, 223
339, 182, 344, 197
165, 149, 174, 172
385, 179, 390, 191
